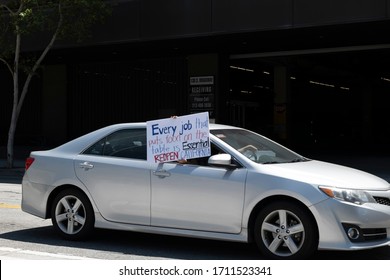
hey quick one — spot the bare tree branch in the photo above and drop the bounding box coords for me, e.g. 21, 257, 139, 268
16, 1, 25, 14
17, 2, 64, 116
0, 57, 13, 76
0, 4, 15, 15
0, 1, 25, 14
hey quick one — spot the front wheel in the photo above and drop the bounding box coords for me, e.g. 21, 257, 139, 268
254, 201, 318, 259
51, 188, 95, 240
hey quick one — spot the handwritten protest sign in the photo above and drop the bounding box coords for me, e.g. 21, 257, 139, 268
146, 112, 210, 163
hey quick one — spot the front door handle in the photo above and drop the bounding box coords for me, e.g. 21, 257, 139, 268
153, 169, 170, 178
79, 162, 94, 170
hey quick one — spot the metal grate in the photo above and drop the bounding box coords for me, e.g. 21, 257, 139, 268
361, 228, 387, 241
374, 197, 390, 206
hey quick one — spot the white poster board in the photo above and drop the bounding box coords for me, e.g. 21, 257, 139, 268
146, 112, 210, 163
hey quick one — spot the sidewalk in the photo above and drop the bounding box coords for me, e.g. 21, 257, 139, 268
0, 146, 31, 184
0, 146, 33, 184
0, 160, 25, 184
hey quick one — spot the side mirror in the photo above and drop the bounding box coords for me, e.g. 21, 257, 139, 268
208, 154, 238, 169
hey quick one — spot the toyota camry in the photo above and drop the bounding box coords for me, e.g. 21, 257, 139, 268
21, 122, 390, 259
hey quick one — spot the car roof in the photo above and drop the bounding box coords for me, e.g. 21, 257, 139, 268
52, 122, 241, 154
103, 122, 239, 130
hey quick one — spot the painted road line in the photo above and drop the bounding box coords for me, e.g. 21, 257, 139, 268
0, 247, 96, 260
0, 202, 20, 209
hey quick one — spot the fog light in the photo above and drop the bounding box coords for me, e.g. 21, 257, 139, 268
347, 227, 360, 240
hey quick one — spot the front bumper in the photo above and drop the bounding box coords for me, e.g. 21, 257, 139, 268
312, 194, 390, 250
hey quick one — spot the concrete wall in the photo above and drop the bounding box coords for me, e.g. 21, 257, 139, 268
42, 65, 67, 146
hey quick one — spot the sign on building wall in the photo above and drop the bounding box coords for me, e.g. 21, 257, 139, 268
189, 76, 215, 118
146, 112, 210, 163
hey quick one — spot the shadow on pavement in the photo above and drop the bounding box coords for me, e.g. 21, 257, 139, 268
1, 226, 389, 260
0, 226, 259, 260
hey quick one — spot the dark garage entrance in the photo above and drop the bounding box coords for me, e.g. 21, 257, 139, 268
228, 47, 390, 155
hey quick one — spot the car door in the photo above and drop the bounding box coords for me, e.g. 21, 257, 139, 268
150, 156, 247, 234
75, 128, 151, 225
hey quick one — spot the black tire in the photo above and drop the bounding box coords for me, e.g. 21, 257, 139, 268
51, 188, 95, 241
254, 201, 318, 259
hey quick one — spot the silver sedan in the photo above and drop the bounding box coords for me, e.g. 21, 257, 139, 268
21, 123, 390, 259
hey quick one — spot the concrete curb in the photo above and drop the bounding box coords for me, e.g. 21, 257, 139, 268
0, 168, 25, 184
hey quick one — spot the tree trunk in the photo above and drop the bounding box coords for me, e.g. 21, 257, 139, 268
5, 3, 63, 168
6, 109, 18, 168
6, 27, 21, 169
6, 70, 20, 169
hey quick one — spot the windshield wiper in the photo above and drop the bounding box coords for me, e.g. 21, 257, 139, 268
262, 158, 310, 164
289, 158, 310, 163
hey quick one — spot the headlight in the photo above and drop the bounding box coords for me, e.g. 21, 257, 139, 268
319, 186, 376, 205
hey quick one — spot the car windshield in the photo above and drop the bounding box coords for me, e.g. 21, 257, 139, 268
211, 129, 308, 164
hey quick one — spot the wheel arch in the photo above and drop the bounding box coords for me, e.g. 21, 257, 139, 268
246, 195, 319, 243
45, 184, 92, 219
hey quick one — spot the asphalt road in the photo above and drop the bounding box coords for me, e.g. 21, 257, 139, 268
1, 182, 390, 261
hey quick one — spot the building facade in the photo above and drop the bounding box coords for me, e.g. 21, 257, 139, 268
2, 0, 390, 155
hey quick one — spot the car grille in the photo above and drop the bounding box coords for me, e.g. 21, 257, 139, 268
361, 228, 387, 242
373, 196, 390, 206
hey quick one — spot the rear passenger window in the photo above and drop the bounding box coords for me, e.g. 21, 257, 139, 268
83, 129, 146, 160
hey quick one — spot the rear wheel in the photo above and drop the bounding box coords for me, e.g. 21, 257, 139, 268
51, 188, 95, 240
254, 201, 318, 259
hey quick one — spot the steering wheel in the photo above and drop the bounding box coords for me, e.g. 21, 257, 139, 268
238, 145, 258, 161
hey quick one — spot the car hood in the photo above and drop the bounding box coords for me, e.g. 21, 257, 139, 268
262, 160, 390, 190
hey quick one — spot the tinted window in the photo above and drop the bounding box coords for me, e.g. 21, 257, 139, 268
83, 129, 147, 160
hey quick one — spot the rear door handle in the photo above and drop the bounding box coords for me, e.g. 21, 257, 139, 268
153, 169, 170, 178
79, 162, 94, 170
